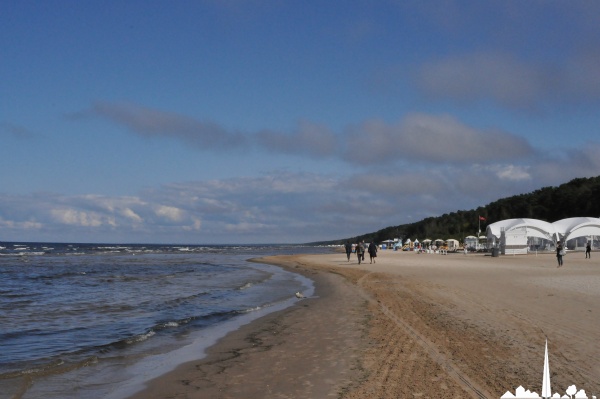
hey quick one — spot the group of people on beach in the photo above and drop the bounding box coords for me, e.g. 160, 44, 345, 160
344, 240, 378, 264
345, 238, 592, 269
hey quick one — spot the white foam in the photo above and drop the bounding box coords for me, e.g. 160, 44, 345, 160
125, 331, 155, 344
102, 272, 314, 399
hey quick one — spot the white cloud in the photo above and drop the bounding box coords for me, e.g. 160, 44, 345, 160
493, 165, 532, 181
154, 205, 183, 222
51, 209, 103, 227
0, 217, 42, 230
121, 208, 143, 223
182, 218, 202, 231
342, 114, 533, 165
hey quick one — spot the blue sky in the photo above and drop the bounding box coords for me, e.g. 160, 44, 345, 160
1, 1, 600, 244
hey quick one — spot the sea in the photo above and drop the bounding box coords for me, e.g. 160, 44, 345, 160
0, 242, 334, 399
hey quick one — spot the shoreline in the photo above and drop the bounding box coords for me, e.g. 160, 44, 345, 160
128, 250, 600, 398
127, 254, 369, 399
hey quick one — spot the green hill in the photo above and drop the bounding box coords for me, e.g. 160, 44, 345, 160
317, 176, 600, 245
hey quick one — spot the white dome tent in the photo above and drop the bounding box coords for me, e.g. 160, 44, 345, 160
486, 217, 600, 254
553, 217, 600, 246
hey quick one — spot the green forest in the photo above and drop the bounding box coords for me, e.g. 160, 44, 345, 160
319, 176, 600, 245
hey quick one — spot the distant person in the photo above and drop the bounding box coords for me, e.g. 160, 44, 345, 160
586, 242, 591, 259
368, 241, 378, 264
361, 240, 366, 262
556, 241, 564, 267
356, 241, 365, 264
344, 241, 352, 262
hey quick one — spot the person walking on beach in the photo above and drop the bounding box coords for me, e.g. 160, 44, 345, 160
586, 242, 591, 258
356, 241, 365, 264
344, 241, 352, 261
361, 240, 366, 262
556, 241, 564, 267
368, 241, 378, 264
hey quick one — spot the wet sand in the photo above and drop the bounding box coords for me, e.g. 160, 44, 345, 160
129, 249, 600, 398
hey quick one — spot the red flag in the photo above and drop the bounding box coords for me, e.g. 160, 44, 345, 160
479, 216, 486, 221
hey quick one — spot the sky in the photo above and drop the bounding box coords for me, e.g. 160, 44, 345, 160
1, 0, 600, 244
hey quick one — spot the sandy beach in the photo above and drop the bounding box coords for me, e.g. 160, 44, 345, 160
129, 249, 600, 398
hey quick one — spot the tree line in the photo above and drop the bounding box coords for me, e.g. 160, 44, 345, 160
316, 176, 600, 245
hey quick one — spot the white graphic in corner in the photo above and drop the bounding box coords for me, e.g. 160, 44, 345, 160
501, 340, 596, 399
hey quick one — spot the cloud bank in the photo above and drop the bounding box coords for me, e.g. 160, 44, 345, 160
2, 98, 596, 243
3, 142, 600, 244
414, 51, 600, 110
85, 102, 534, 167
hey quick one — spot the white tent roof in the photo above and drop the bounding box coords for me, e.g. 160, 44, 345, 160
486, 218, 555, 241
486, 217, 600, 243
554, 217, 600, 242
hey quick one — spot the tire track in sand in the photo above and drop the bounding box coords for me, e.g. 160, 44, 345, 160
356, 272, 494, 399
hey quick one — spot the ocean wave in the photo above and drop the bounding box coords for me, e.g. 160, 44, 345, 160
0, 356, 99, 381
0, 359, 64, 380
238, 305, 264, 313
0, 251, 47, 257
158, 321, 180, 328
162, 291, 209, 308
125, 331, 156, 345
25, 270, 89, 281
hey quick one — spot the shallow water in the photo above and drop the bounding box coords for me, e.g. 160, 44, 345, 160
0, 242, 331, 398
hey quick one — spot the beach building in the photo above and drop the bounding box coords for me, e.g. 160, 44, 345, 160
446, 239, 459, 252
486, 217, 600, 254
465, 235, 486, 251
464, 235, 478, 250
380, 239, 395, 249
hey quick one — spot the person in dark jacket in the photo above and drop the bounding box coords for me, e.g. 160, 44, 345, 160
586, 242, 591, 259
368, 242, 378, 264
344, 241, 352, 262
556, 241, 564, 267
